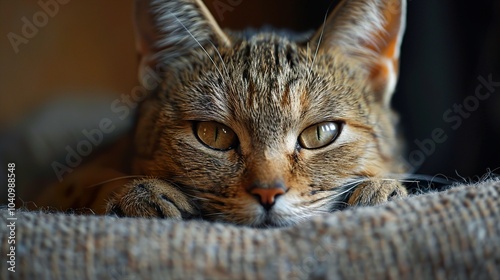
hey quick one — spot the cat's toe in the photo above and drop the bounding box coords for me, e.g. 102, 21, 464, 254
106, 179, 198, 219
347, 179, 407, 206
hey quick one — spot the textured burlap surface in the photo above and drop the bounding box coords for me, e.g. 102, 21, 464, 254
1, 180, 499, 279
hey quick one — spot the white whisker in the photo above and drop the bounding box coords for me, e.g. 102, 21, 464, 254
383, 173, 453, 185
310, 8, 329, 72
170, 13, 225, 79
207, 40, 229, 77
85, 175, 148, 189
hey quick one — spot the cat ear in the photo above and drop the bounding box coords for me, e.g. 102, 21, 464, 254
310, 0, 406, 105
134, 0, 231, 86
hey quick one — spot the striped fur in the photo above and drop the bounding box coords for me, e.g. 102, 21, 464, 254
35, 0, 408, 227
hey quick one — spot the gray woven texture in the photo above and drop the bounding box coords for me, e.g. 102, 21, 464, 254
1, 180, 500, 280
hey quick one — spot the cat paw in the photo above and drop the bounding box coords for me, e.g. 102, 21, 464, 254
347, 179, 407, 206
106, 178, 198, 219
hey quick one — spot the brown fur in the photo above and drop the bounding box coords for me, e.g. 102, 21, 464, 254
34, 0, 409, 227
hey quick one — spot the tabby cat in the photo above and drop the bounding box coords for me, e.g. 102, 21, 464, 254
35, 0, 408, 227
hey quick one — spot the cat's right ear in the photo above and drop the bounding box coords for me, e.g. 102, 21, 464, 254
309, 0, 406, 106
134, 0, 231, 86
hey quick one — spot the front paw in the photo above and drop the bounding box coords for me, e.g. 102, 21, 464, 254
347, 179, 407, 206
106, 178, 198, 219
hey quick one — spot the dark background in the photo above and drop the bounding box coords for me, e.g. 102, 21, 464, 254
396, 0, 500, 178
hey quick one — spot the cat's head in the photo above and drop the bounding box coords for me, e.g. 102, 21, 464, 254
132, 0, 406, 226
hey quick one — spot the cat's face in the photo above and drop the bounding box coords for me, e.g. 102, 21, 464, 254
131, 0, 406, 226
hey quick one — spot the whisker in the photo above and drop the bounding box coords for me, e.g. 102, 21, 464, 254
84, 175, 148, 189
207, 40, 229, 77
314, 178, 371, 194
186, 193, 210, 201
329, 201, 350, 207
306, 178, 369, 210
384, 173, 454, 185
306, 41, 311, 66
310, 7, 329, 71
203, 212, 225, 217
328, 184, 361, 201
170, 13, 225, 79
309, 0, 340, 74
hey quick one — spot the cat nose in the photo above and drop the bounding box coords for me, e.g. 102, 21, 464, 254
251, 187, 285, 205
249, 181, 287, 210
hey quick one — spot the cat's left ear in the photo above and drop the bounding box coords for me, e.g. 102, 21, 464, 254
310, 0, 406, 105
134, 0, 231, 87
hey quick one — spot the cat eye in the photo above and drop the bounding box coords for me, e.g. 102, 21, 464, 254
195, 122, 238, 151
298, 122, 340, 149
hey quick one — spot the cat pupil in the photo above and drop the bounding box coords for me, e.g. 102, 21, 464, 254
299, 122, 340, 149
195, 122, 237, 151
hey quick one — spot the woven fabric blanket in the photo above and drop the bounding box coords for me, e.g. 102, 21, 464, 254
1, 180, 499, 279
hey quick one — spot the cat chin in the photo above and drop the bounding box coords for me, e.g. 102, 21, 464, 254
248, 213, 298, 228
207, 204, 298, 227
245, 205, 304, 228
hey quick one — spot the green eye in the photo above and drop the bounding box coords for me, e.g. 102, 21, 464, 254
195, 122, 238, 151
298, 121, 340, 149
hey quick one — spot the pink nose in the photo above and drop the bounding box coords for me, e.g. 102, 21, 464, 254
250, 188, 285, 208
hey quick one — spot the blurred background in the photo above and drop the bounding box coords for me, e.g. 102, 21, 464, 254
1, 0, 499, 201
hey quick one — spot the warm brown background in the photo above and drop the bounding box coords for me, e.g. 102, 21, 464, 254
0, 1, 136, 125
0, 0, 328, 125
1, 0, 499, 181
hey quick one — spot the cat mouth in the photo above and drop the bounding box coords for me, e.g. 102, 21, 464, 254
250, 211, 297, 228
256, 219, 290, 228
